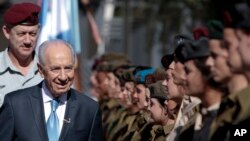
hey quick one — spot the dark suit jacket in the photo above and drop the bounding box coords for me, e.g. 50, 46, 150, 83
0, 82, 104, 141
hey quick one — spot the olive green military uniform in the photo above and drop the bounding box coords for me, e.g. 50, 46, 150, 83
121, 111, 151, 141
108, 109, 131, 141
118, 113, 138, 141
149, 124, 174, 141
102, 99, 122, 139
103, 99, 120, 124
99, 98, 110, 123
105, 107, 126, 139
209, 86, 250, 141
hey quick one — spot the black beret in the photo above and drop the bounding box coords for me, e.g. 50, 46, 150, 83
175, 37, 210, 63
3, 3, 40, 26
174, 34, 193, 50
161, 34, 192, 68
161, 54, 174, 69
206, 20, 224, 39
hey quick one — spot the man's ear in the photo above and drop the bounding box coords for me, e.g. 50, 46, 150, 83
37, 63, 44, 78
2, 25, 11, 40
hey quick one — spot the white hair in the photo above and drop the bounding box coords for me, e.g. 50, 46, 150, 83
38, 39, 77, 66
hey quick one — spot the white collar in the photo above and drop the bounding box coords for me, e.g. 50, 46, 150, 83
42, 82, 67, 104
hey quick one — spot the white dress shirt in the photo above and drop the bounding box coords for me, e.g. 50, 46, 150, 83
42, 82, 67, 135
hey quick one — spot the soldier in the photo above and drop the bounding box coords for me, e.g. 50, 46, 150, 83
89, 52, 131, 140
162, 35, 201, 141
206, 20, 248, 95
209, 1, 250, 141
105, 65, 134, 140
146, 81, 175, 141
174, 37, 224, 141
0, 3, 43, 106
121, 66, 156, 141
108, 67, 136, 141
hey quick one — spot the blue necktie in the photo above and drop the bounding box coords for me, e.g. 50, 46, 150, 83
47, 99, 60, 141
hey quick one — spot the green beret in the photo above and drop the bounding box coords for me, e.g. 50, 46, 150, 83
100, 52, 131, 63
96, 60, 132, 72
114, 65, 134, 79
120, 67, 136, 82
148, 81, 168, 100
206, 20, 223, 39
95, 62, 110, 72
175, 37, 210, 63
109, 61, 133, 72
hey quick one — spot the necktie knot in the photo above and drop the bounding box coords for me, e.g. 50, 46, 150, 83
51, 99, 59, 112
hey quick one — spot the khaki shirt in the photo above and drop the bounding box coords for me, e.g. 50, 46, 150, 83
109, 109, 130, 141
151, 124, 174, 141
166, 96, 200, 141
179, 102, 220, 141
106, 107, 124, 137
0, 49, 43, 107
122, 111, 150, 141
209, 86, 250, 141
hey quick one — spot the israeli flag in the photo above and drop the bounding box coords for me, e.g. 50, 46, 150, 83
37, 0, 81, 53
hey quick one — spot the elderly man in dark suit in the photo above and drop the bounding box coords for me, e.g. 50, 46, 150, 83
0, 39, 104, 141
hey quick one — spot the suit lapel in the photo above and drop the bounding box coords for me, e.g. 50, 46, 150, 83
29, 83, 48, 141
59, 89, 77, 141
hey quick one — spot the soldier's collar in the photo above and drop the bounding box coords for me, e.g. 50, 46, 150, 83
0, 48, 38, 74
152, 125, 163, 131
163, 124, 174, 135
